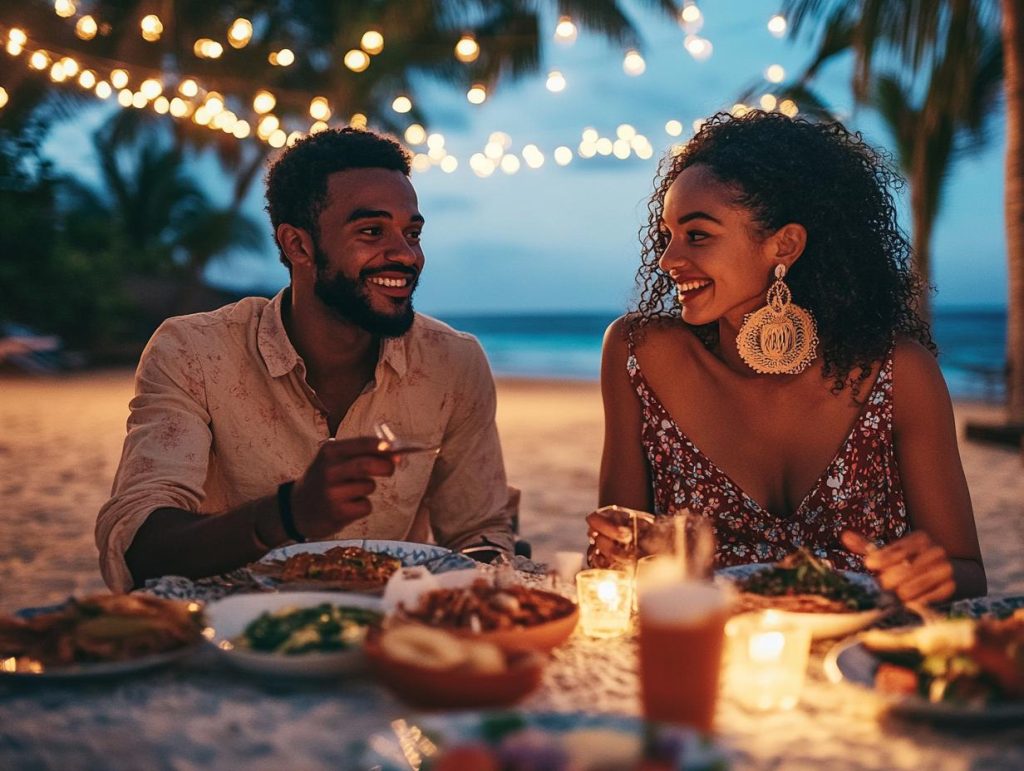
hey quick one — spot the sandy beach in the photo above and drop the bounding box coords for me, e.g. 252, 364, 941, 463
0, 370, 1021, 615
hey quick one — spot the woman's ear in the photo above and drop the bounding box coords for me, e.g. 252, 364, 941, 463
768, 223, 807, 270
276, 223, 316, 272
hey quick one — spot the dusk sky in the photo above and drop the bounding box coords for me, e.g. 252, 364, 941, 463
46, 2, 1009, 315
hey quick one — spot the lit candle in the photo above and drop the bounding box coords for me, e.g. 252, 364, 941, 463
576, 569, 632, 638
725, 611, 811, 711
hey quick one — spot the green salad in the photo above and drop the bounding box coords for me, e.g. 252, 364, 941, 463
235, 604, 381, 655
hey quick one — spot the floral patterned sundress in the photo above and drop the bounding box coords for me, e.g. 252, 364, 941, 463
628, 347, 909, 572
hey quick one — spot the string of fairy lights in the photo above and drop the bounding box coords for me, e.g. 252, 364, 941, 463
0, 1, 801, 177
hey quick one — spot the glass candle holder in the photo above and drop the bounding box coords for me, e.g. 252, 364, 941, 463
576, 569, 633, 638
725, 611, 811, 711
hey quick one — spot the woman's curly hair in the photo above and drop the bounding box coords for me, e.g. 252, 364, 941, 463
630, 110, 934, 393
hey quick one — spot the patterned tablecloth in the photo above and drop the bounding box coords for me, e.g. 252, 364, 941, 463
1, 571, 1022, 770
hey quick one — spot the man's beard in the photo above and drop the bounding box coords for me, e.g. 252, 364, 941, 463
312, 243, 418, 338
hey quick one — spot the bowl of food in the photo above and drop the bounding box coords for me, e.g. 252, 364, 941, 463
204, 591, 382, 676
365, 625, 546, 709
393, 579, 579, 652
717, 548, 886, 640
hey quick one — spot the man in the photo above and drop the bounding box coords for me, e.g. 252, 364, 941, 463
96, 128, 513, 592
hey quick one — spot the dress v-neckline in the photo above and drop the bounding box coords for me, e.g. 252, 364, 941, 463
631, 354, 892, 521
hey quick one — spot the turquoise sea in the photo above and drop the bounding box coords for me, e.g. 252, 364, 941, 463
437, 307, 1007, 402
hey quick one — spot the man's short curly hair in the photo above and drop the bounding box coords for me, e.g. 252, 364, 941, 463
264, 127, 411, 268
630, 110, 934, 393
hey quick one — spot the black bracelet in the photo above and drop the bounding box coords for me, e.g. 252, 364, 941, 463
277, 481, 306, 543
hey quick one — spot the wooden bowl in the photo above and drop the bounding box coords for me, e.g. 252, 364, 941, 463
365, 637, 546, 709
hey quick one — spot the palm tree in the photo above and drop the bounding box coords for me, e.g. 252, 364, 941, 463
783, 0, 1024, 426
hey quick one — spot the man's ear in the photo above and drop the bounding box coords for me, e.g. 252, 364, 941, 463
768, 223, 807, 270
276, 223, 315, 271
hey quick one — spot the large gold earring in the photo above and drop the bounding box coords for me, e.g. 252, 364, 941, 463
736, 264, 819, 375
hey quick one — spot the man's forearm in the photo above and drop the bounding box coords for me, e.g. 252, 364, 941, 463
124, 494, 289, 588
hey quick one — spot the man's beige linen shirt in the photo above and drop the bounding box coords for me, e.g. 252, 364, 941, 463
96, 291, 512, 591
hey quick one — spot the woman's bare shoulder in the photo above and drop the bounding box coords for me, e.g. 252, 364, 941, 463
891, 338, 944, 389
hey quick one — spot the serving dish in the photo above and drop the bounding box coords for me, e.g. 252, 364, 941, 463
717, 561, 887, 640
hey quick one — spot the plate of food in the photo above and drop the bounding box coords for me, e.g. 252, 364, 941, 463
716, 548, 886, 639
392, 578, 579, 652
250, 539, 475, 593
825, 610, 1024, 721
204, 591, 383, 676
0, 594, 205, 679
365, 625, 546, 709
358, 711, 725, 770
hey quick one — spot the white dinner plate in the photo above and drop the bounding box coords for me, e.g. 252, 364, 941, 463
204, 591, 382, 677
825, 637, 1024, 722
716, 563, 887, 640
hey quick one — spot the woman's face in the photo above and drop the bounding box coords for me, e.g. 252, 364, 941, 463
658, 164, 778, 328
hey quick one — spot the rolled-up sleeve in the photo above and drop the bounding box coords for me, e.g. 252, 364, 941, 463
95, 320, 213, 591
424, 340, 513, 553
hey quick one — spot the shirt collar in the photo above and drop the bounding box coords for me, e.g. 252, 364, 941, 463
258, 288, 412, 381
257, 289, 301, 378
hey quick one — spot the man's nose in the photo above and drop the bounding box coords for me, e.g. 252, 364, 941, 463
384, 236, 420, 265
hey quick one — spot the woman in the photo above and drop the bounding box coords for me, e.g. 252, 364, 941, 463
588, 111, 986, 603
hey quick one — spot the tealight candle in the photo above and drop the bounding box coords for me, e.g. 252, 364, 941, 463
725, 611, 811, 711
576, 569, 632, 638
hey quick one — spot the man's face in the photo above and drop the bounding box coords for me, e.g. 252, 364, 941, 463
311, 168, 425, 337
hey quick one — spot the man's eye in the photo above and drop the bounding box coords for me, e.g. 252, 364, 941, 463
406, 230, 422, 242
359, 226, 383, 237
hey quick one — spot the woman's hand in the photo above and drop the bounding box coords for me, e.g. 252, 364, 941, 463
842, 530, 956, 605
585, 505, 658, 568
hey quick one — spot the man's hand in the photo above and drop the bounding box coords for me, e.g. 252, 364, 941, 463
290, 437, 397, 540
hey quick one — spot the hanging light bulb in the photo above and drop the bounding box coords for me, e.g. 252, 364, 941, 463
59, 57, 79, 77
466, 84, 487, 104
286, 130, 304, 146
361, 30, 384, 55
309, 120, 329, 133
253, 90, 276, 114
204, 93, 224, 114
404, 124, 427, 145
350, 113, 368, 128
622, 49, 645, 76
257, 114, 280, 138
140, 78, 162, 100
95, 81, 112, 99
760, 94, 778, 111
554, 146, 573, 166
169, 97, 188, 116
392, 96, 412, 113
768, 14, 787, 38
554, 16, 577, 43
765, 64, 785, 83
440, 156, 458, 173
344, 49, 370, 72
665, 120, 683, 136
49, 62, 67, 83
269, 48, 294, 66
131, 91, 147, 109
54, 0, 76, 19
117, 89, 133, 107
110, 68, 129, 88
233, 120, 251, 139
454, 35, 479, 63
30, 51, 52, 70
684, 35, 713, 61
140, 15, 163, 42
178, 79, 198, 97
228, 18, 253, 48
309, 96, 331, 121
194, 39, 223, 58
546, 70, 566, 92
522, 144, 544, 169
75, 16, 97, 40
779, 99, 799, 117
153, 96, 169, 114
268, 129, 287, 148
77, 69, 96, 89
680, 3, 704, 32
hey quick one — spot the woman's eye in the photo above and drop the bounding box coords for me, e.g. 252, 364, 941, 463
687, 230, 709, 243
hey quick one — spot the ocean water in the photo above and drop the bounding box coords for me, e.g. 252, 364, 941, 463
438, 307, 1007, 401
